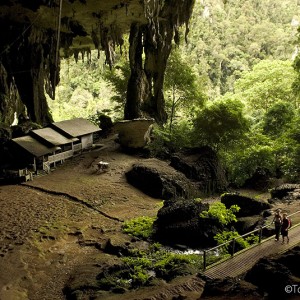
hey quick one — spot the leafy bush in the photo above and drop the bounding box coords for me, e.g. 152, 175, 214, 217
147, 121, 194, 158
122, 216, 156, 239
214, 230, 259, 254
154, 253, 193, 280
200, 202, 240, 226
192, 98, 250, 151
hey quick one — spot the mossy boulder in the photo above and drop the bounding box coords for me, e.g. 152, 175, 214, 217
153, 198, 221, 247
221, 193, 271, 217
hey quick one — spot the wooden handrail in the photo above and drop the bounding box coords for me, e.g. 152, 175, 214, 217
202, 210, 300, 270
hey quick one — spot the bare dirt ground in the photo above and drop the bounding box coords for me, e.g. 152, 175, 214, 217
0, 136, 299, 300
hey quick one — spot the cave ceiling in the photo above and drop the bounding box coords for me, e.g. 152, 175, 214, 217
0, 0, 149, 54
0, 0, 195, 127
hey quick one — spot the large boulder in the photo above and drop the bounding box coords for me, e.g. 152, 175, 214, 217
235, 215, 264, 234
243, 167, 273, 191
125, 159, 201, 200
153, 198, 221, 248
170, 147, 228, 195
270, 184, 300, 201
113, 118, 154, 149
221, 193, 271, 217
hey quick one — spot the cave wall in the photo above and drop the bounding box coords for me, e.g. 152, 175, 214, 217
0, 22, 56, 126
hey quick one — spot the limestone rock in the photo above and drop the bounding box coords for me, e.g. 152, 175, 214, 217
270, 184, 300, 201
221, 193, 271, 217
243, 167, 273, 191
235, 215, 264, 234
170, 146, 228, 195
125, 159, 200, 200
153, 198, 221, 247
113, 119, 155, 149
200, 275, 261, 299
244, 246, 300, 298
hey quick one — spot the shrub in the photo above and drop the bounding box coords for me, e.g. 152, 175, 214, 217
200, 202, 240, 226
122, 216, 156, 239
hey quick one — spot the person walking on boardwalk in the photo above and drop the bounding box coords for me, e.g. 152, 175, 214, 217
272, 209, 282, 241
281, 213, 291, 244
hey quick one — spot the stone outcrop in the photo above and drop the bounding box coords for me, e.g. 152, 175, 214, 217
153, 198, 221, 247
243, 167, 273, 191
270, 184, 300, 201
113, 119, 154, 149
221, 193, 271, 217
170, 147, 228, 195
244, 246, 300, 298
125, 159, 200, 200
200, 275, 261, 299
234, 215, 264, 234
201, 246, 300, 299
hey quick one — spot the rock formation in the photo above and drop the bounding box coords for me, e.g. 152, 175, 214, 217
221, 193, 271, 217
270, 184, 300, 201
0, 1, 196, 127
113, 118, 154, 149
153, 198, 222, 247
125, 159, 199, 200
244, 245, 300, 298
170, 146, 228, 195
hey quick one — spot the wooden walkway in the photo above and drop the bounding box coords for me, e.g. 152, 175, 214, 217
203, 224, 300, 279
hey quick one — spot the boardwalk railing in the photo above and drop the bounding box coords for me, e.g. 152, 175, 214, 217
48, 150, 74, 164
203, 210, 300, 270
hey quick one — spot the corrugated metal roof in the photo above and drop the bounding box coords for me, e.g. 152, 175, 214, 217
31, 127, 75, 146
12, 136, 56, 157
51, 118, 100, 138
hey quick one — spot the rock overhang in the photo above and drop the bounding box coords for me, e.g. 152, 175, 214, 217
0, 0, 148, 53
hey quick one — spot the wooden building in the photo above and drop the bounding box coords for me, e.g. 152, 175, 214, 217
50, 118, 100, 150
9, 118, 100, 177
11, 135, 57, 173
30, 127, 78, 170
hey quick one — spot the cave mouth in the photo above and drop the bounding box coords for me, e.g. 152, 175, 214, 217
0, 0, 196, 127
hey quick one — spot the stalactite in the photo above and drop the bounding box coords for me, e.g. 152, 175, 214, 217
98, 22, 124, 68
125, 0, 196, 123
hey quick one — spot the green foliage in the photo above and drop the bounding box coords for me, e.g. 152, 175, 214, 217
262, 101, 294, 136
147, 121, 194, 157
98, 244, 202, 291
214, 231, 259, 254
224, 138, 276, 186
280, 105, 300, 180
153, 252, 192, 279
47, 50, 120, 122
184, 0, 298, 96
122, 216, 156, 239
200, 202, 240, 226
103, 60, 130, 111
192, 98, 250, 150
234, 60, 298, 111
